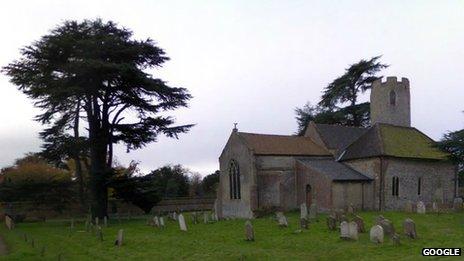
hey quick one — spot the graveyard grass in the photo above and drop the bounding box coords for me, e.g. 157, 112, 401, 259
1, 211, 463, 260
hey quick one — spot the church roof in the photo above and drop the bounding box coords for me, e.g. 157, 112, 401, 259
237, 132, 331, 156
312, 123, 368, 151
297, 158, 372, 181
339, 123, 448, 161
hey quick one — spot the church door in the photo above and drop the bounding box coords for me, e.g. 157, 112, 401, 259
306, 184, 312, 206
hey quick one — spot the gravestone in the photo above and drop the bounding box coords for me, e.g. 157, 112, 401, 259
300, 203, 308, 220
416, 201, 426, 214
353, 215, 365, 233
432, 202, 439, 213
375, 215, 385, 225
453, 198, 463, 211
370, 225, 384, 243
97, 226, 103, 241
173, 212, 178, 221
300, 218, 308, 229
159, 217, 165, 228
309, 203, 317, 220
277, 213, 288, 227
326, 215, 337, 230
115, 229, 124, 247
153, 216, 160, 227
348, 221, 359, 240
5, 215, 14, 230
203, 212, 209, 224
404, 201, 414, 213
347, 204, 354, 214
340, 221, 350, 240
191, 212, 198, 224
178, 214, 187, 231
392, 233, 401, 245
403, 218, 417, 239
95, 217, 99, 226
379, 219, 395, 237
245, 220, 254, 241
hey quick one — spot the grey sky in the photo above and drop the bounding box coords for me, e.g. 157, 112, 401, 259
0, 0, 463, 175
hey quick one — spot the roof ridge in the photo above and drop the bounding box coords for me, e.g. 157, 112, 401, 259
314, 123, 367, 130
237, 132, 303, 138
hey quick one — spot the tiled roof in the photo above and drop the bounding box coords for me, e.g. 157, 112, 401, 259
339, 123, 448, 161
297, 158, 372, 181
313, 123, 367, 151
237, 132, 331, 156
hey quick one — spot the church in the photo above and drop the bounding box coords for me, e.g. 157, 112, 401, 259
216, 77, 458, 218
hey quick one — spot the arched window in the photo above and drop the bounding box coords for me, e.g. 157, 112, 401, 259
417, 177, 422, 195
389, 90, 396, 105
392, 176, 399, 196
228, 160, 241, 199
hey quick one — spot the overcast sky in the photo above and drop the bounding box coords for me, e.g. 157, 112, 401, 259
0, 1, 463, 175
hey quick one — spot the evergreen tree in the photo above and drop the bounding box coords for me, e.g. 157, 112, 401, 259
3, 19, 193, 218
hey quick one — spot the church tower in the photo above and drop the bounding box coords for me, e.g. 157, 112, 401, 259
370, 76, 411, 127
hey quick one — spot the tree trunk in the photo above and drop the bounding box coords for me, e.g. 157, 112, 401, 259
89, 128, 109, 218
73, 100, 85, 208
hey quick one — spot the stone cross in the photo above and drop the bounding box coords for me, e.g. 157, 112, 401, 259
300, 203, 308, 220
353, 215, 365, 233
326, 215, 337, 230
245, 220, 254, 241
178, 213, 187, 231
403, 218, 417, 239
115, 229, 124, 247
5, 215, 14, 230
370, 225, 384, 243
416, 201, 426, 214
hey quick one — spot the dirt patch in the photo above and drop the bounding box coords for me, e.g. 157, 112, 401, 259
0, 234, 7, 255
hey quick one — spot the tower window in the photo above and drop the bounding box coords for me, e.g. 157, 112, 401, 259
392, 176, 399, 196
389, 90, 396, 105
228, 160, 241, 199
417, 177, 422, 195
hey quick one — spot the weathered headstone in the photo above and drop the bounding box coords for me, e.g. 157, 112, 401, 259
326, 215, 337, 230
97, 226, 103, 241
300, 218, 308, 229
453, 198, 463, 211
375, 215, 385, 225
370, 225, 384, 243
403, 218, 417, 239
392, 233, 401, 245
416, 201, 426, 214
173, 212, 178, 221
115, 229, 123, 247
404, 200, 414, 213
153, 216, 160, 227
348, 221, 359, 240
178, 213, 187, 231
309, 203, 317, 220
159, 217, 165, 228
276, 212, 288, 227
300, 203, 308, 220
203, 212, 209, 224
379, 219, 395, 237
340, 221, 350, 240
5, 215, 14, 230
245, 220, 254, 241
353, 215, 365, 233
347, 204, 355, 214
191, 212, 198, 224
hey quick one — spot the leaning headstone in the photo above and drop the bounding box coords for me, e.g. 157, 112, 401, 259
115, 229, 123, 247
203, 212, 209, 224
300, 203, 308, 220
375, 215, 385, 225
453, 198, 463, 211
300, 218, 308, 229
416, 201, 426, 214
326, 215, 337, 230
353, 215, 365, 233
370, 225, 384, 243
403, 218, 417, 239
277, 213, 288, 227
340, 221, 350, 240
404, 201, 414, 213
245, 220, 254, 241
5, 215, 14, 230
379, 219, 395, 237
178, 214, 187, 231
392, 233, 401, 245
309, 203, 317, 220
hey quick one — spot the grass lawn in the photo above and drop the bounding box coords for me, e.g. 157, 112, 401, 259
1, 211, 463, 260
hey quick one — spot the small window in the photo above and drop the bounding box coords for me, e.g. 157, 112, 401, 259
392, 176, 399, 196
228, 160, 241, 199
389, 90, 396, 105
417, 177, 422, 195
